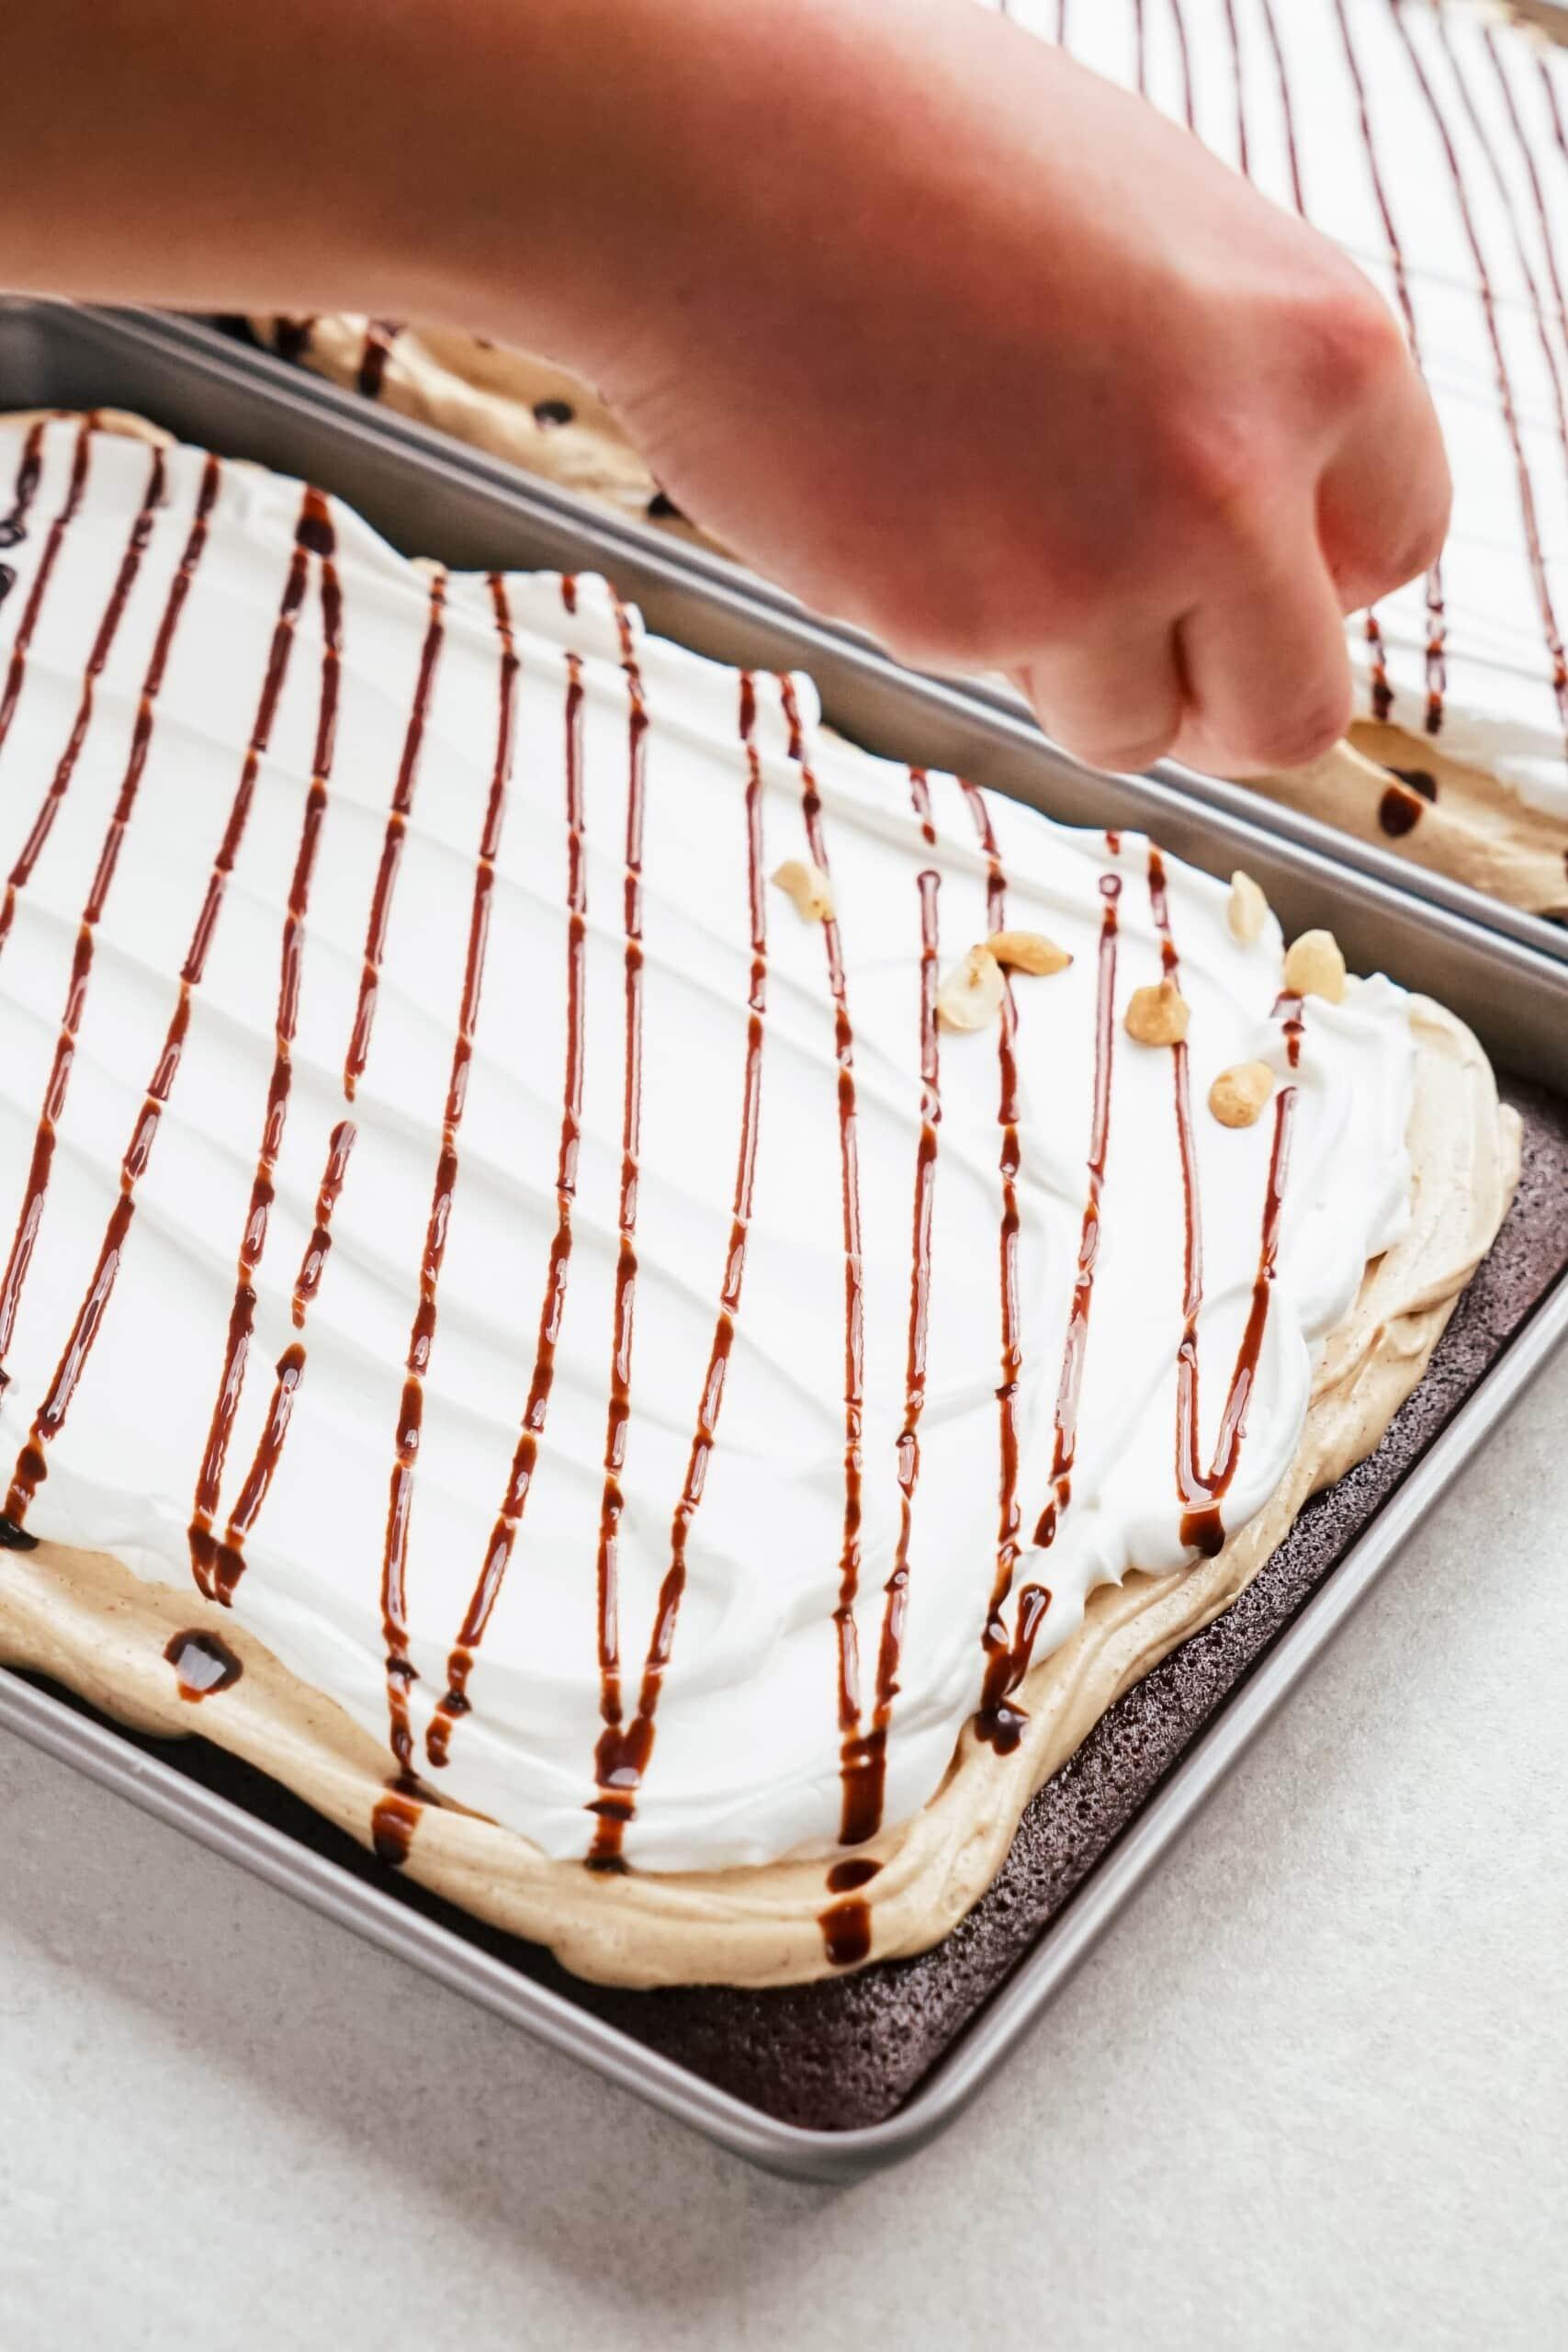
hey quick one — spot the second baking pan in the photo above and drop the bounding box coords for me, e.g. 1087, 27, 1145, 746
1, 297, 1566, 2182
200, 304, 1568, 974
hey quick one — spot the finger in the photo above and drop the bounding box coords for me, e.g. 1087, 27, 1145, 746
1172, 548, 1353, 779
1316, 337, 1451, 615
1016, 627, 1184, 775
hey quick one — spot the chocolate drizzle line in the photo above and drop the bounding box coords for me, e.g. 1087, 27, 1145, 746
346, 571, 449, 1099
1257, 0, 1306, 214
1164, 0, 1198, 136
582, 664, 768, 1867
368, 577, 520, 1863
0, 420, 92, 758
977, 863, 1122, 1753
1145, 852, 1301, 1560
202, 1119, 358, 1602
1385, 0, 1567, 741
584, 604, 654, 1863
1483, 32, 1568, 396
1442, 17, 1568, 595
839, 825, 942, 1849
0, 450, 219, 1404
188, 516, 344, 1599
1330, 0, 1448, 731
355, 320, 401, 401
2, 483, 318, 1532
960, 783, 1033, 1756
0, 418, 47, 557
1220, 0, 1252, 179
164, 1627, 243, 1700
781, 684, 868, 1849
424, 596, 583, 1770
1178, 1083, 1297, 1557
0, 444, 168, 962
203, 571, 452, 1604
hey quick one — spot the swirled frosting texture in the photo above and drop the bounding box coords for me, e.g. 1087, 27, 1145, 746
0, 419, 1423, 1873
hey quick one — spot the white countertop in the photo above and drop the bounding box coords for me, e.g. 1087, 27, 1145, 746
1, 1344, 1564, 2349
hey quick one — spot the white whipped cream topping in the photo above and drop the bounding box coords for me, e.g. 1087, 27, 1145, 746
0, 421, 1416, 1869
984, 0, 1568, 819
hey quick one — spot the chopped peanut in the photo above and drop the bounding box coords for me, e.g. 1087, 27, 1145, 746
936, 944, 1006, 1033
987, 928, 1072, 977
771, 858, 835, 923
1209, 1061, 1276, 1129
1124, 978, 1190, 1046
1227, 870, 1269, 946
1282, 927, 1347, 1004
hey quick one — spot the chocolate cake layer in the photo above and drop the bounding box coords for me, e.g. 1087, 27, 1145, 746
17, 1077, 1568, 2134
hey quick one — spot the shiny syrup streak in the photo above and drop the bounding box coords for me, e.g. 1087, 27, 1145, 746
1062, 0, 1568, 749
164, 1627, 243, 1700
819, 767, 945, 1965
190, 569, 453, 1610
1145, 851, 1300, 1558
584, 661, 769, 1870
583, 598, 652, 1867
978, 842, 1127, 1757
355, 321, 401, 401
423, 587, 586, 1776
368, 579, 523, 1870
0, 471, 326, 1535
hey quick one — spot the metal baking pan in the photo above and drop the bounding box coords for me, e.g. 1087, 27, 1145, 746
198, 305, 1568, 972
2, 296, 1567, 2185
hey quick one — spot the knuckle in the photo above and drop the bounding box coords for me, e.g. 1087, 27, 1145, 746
1247, 686, 1353, 774
1291, 272, 1407, 408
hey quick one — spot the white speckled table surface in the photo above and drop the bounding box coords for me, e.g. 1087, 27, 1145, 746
1, 1343, 1564, 2347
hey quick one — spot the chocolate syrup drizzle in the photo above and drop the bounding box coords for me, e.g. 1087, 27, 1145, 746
1220, 0, 1253, 180
355, 320, 401, 401
2, 481, 320, 1530
0, 419, 47, 558
188, 514, 344, 1598
980, 859, 1122, 1752
1328, 0, 1446, 731
1383, 0, 1567, 741
839, 845, 942, 1849
0, 421, 92, 758
962, 786, 1033, 1755
1258, 0, 1306, 215
200, 572, 451, 1605
368, 578, 521, 1863
346, 571, 449, 1099
1166, 0, 1197, 136
423, 604, 585, 1773
585, 605, 654, 1863
773, 682, 869, 1852
0, 452, 220, 1410
164, 1627, 243, 1700
582, 667, 769, 1866
1435, 12, 1568, 618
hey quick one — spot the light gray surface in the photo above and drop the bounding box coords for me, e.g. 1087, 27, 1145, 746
0, 1360, 1563, 2347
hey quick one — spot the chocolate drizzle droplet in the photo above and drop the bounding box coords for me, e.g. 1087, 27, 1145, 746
1378, 784, 1425, 836
164, 1628, 243, 1700
533, 399, 574, 429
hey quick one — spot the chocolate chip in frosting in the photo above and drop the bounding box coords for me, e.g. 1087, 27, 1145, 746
533, 399, 575, 429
